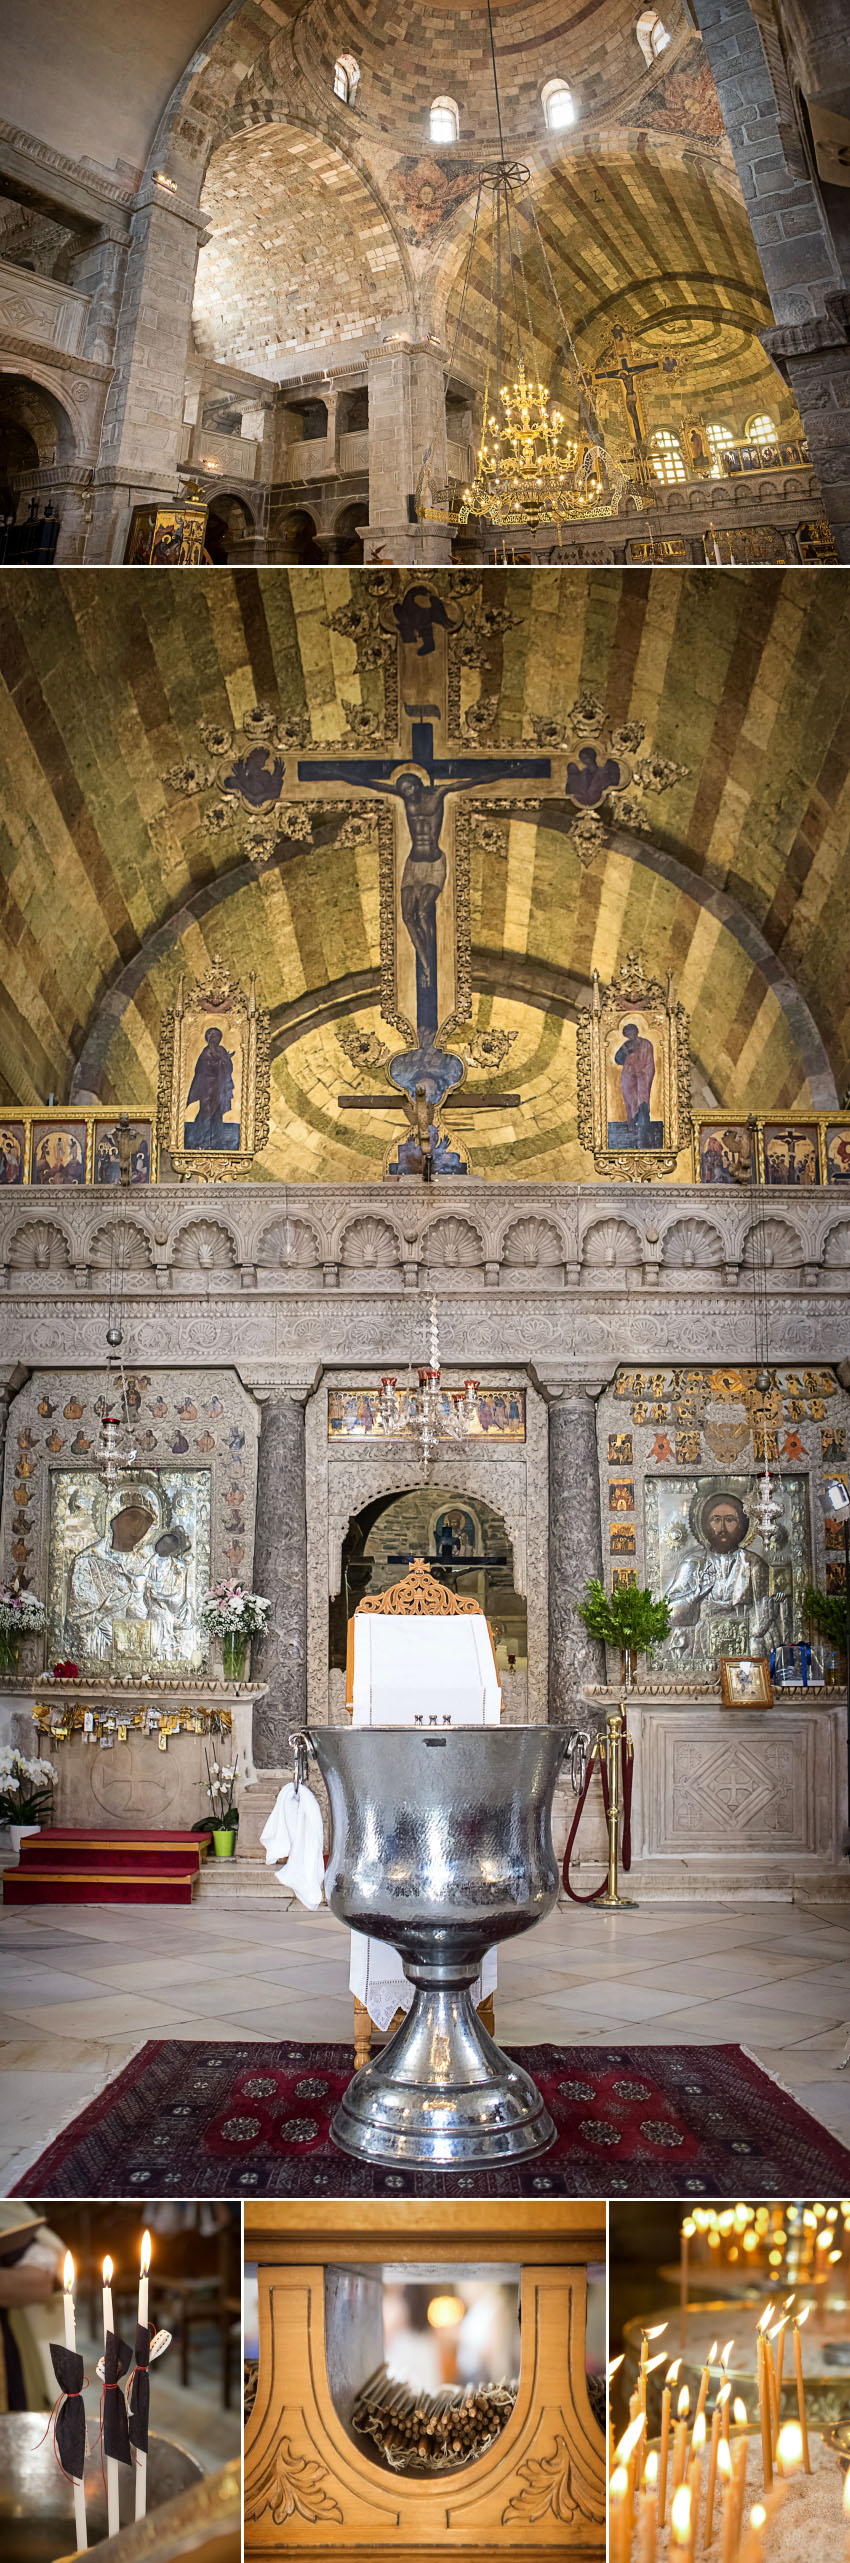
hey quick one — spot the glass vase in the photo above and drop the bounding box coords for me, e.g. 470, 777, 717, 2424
222, 1631, 249, 1682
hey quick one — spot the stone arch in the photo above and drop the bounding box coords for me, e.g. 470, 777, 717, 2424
192, 115, 416, 378
203, 487, 260, 562
329, 1477, 527, 1673
0, 368, 80, 469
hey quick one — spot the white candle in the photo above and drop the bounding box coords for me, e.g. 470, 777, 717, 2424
62, 2254, 88, 2554
102, 2256, 120, 2538
135, 2231, 151, 2522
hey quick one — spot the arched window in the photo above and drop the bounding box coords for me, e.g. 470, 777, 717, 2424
706, 423, 735, 475
745, 412, 778, 446
650, 428, 686, 485
333, 54, 360, 105
541, 77, 576, 132
636, 11, 671, 65
430, 96, 460, 144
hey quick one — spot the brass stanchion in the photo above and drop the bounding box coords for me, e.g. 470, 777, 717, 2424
595, 1698, 637, 1911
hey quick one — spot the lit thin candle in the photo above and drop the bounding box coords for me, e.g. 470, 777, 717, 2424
102, 2256, 119, 2538
135, 2231, 151, 2522
609, 2462, 629, 2563
658, 2360, 680, 2529
670, 2481, 694, 2561
681, 2220, 695, 2351
792, 2309, 811, 2473
63, 2254, 88, 2554
640, 2450, 658, 2563
673, 2384, 690, 2491
694, 2340, 717, 2436
687, 2411, 706, 2554
716, 2437, 734, 2563
704, 2402, 722, 2550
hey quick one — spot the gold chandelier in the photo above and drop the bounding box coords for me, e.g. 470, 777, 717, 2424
433, 7, 636, 534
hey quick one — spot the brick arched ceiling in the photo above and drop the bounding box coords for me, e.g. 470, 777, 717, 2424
194, 123, 412, 374
295, 0, 697, 149
436, 140, 786, 430
1, 569, 848, 1177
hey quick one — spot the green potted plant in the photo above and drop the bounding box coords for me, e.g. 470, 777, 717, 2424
0, 1747, 57, 1854
203, 1753, 239, 1858
200, 1582, 271, 1682
0, 1583, 46, 1675
804, 1582, 848, 1681
577, 1576, 672, 1688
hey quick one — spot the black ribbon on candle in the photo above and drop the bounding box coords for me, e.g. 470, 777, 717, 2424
48, 2342, 87, 2479
103, 2331, 133, 2464
127, 2320, 153, 2454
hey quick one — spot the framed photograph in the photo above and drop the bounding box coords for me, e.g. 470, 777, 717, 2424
30, 1116, 88, 1186
695, 1118, 754, 1186
720, 1655, 773, 1708
0, 1119, 27, 1184
576, 954, 691, 1177
92, 1116, 155, 1185
761, 1121, 821, 1186
157, 957, 270, 1179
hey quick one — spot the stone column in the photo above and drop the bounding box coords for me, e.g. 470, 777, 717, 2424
86, 183, 208, 563
250, 1388, 309, 1763
364, 340, 453, 563
541, 1374, 608, 1725
689, 0, 850, 558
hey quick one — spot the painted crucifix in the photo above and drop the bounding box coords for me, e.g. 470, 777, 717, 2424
296, 592, 553, 1171
592, 325, 678, 456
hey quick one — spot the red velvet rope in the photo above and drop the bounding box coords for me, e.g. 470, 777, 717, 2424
561, 1726, 634, 1903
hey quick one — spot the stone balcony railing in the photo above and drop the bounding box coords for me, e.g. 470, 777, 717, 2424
0, 256, 90, 357
0, 1180, 847, 1377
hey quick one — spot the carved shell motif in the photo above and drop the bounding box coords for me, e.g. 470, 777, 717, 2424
824, 1223, 850, 1268
88, 1221, 153, 1271
340, 1216, 400, 1269
423, 1216, 483, 1266
502, 1216, 562, 1267
742, 1217, 802, 1269
8, 1220, 71, 1270
257, 1216, 321, 1268
661, 1218, 724, 1270
581, 1217, 641, 1268
172, 1219, 237, 1271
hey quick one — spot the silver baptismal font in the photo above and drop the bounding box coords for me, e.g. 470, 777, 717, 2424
295, 1723, 573, 2168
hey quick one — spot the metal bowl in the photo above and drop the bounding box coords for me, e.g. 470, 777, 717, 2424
302, 1724, 568, 2170
0, 2416, 203, 2562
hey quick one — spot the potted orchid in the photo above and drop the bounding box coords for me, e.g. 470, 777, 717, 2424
202, 1753, 239, 1858
0, 1583, 46, 1675
0, 1747, 57, 1854
200, 1581, 271, 1682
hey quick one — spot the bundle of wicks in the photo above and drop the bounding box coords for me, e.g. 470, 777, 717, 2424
351, 2362, 517, 2473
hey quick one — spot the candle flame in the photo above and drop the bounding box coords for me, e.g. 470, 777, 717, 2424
717, 2382, 731, 2408
610, 2467, 629, 2503
721, 2339, 734, 2365
63, 2252, 74, 2294
776, 2423, 804, 2476
646, 2321, 668, 2341
645, 2451, 659, 2487
769, 2314, 788, 2340
140, 2231, 151, 2277
784, 2294, 796, 2310
677, 2385, 690, 2418
666, 2358, 682, 2386
757, 2304, 774, 2333
670, 2484, 693, 2544
750, 2503, 767, 2532
717, 2440, 733, 2483
733, 2399, 748, 2426
646, 2352, 668, 2377
102, 2255, 113, 2285
692, 2412, 707, 2453
616, 2414, 646, 2464
607, 2353, 625, 2381
708, 2340, 718, 2363
796, 2305, 811, 2329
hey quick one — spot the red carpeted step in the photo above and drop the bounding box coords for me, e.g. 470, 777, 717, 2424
3, 1869, 198, 1906
2, 1826, 209, 1905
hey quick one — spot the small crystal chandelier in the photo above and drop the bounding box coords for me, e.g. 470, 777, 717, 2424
377, 1295, 479, 1472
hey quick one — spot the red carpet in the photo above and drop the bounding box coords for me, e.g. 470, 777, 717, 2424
2, 1828, 208, 1906
14, 2040, 850, 2199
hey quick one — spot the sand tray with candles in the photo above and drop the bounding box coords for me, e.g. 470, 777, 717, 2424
350, 2362, 518, 2473
649, 2432, 845, 2560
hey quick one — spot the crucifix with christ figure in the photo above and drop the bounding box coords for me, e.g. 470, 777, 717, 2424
592, 325, 678, 456
296, 592, 555, 1174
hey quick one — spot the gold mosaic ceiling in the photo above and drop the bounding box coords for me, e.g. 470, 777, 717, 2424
1, 567, 848, 1182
